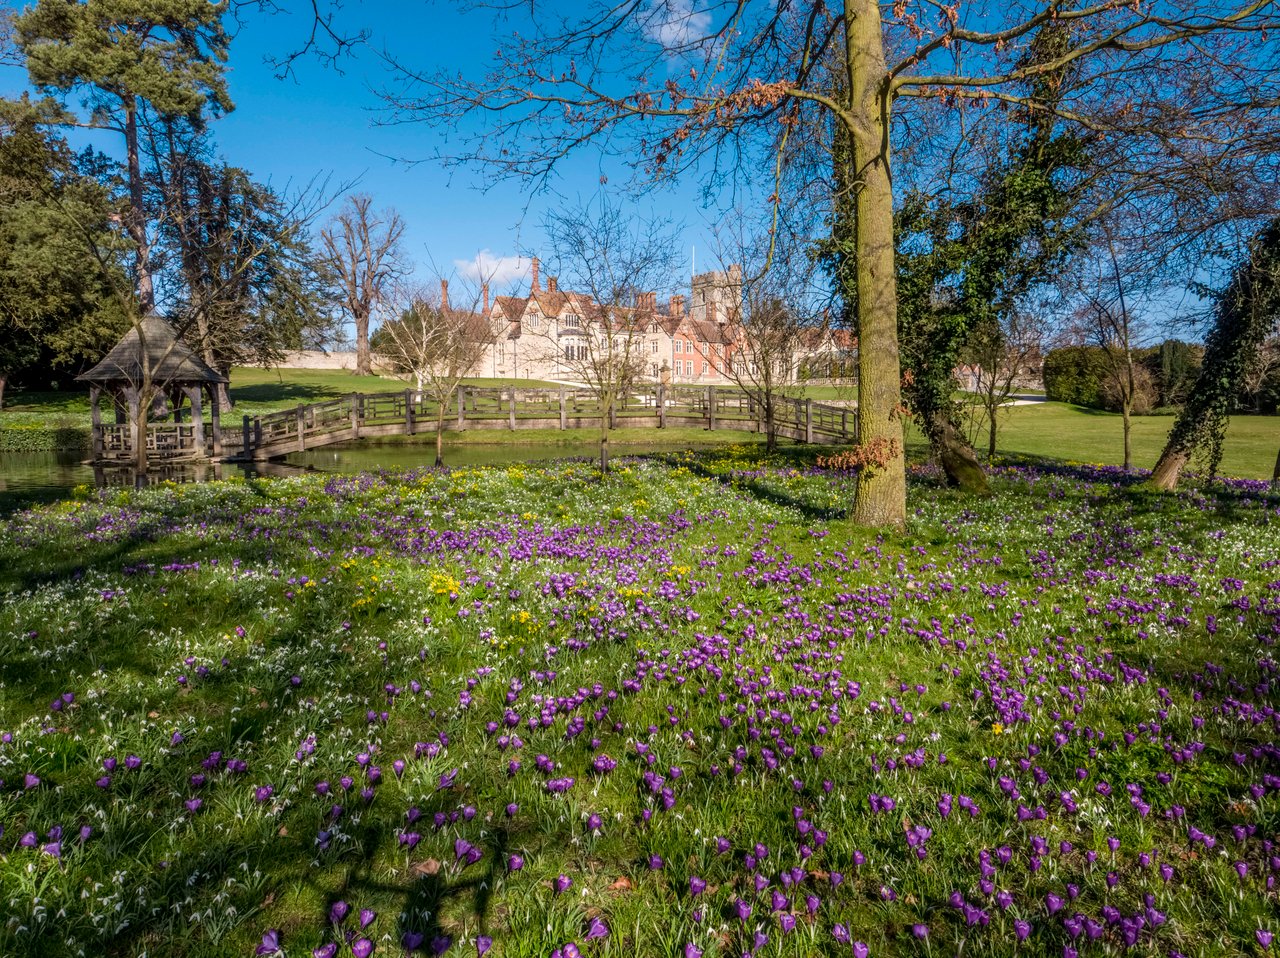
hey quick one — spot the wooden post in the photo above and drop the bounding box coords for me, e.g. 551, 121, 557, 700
657, 383, 666, 428
509, 391, 517, 430
805, 399, 814, 444
210, 386, 222, 457
707, 385, 716, 431
456, 386, 466, 430
89, 385, 104, 461
559, 386, 567, 429
253, 417, 263, 455
405, 388, 416, 436
296, 404, 306, 453
350, 393, 361, 440
189, 386, 206, 458
242, 415, 251, 458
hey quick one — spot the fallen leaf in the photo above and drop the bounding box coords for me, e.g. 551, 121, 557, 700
412, 858, 442, 877
607, 876, 632, 892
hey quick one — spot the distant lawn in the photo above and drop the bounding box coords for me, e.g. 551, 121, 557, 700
3, 373, 1275, 478
2, 368, 564, 421
929, 401, 1277, 480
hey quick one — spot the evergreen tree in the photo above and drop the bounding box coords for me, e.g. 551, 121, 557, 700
15, 0, 232, 314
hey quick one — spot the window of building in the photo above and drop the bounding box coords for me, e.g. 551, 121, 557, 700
675, 360, 683, 376
674, 339, 682, 353
651, 342, 658, 353
563, 314, 581, 328
703, 363, 709, 376
651, 363, 659, 377
527, 311, 540, 328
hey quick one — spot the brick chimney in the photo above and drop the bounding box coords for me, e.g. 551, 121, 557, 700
440, 279, 449, 310
482, 282, 490, 313
530, 256, 540, 294
670, 294, 684, 317
548, 276, 558, 293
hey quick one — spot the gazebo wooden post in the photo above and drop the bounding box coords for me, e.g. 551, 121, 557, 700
187, 385, 206, 459
89, 385, 104, 461
209, 385, 222, 457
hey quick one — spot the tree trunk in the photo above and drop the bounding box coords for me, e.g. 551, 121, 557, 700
599, 394, 611, 472
987, 402, 998, 459
930, 411, 990, 495
849, 0, 907, 528
1122, 400, 1132, 471
124, 98, 155, 315
435, 406, 445, 467
1148, 446, 1189, 491
1272, 446, 1280, 494
133, 391, 149, 477
355, 307, 371, 376
764, 396, 777, 452
0, 371, 7, 411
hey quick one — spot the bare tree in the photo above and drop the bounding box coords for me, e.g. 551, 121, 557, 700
963, 311, 1047, 459
374, 278, 490, 466
711, 231, 816, 452
536, 195, 680, 472
321, 194, 406, 376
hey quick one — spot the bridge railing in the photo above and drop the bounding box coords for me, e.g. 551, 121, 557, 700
229, 384, 857, 459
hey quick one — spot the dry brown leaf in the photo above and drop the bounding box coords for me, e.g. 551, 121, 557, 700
607, 876, 633, 892
412, 858, 442, 877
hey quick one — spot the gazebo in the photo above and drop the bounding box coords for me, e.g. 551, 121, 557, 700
78, 314, 228, 463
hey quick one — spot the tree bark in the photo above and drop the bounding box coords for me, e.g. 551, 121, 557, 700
1148, 447, 1188, 491
124, 97, 155, 315
1272, 446, 1280, 494
987, 404, 998, 459
849, 0, 907, 528
435, 406, 445, 467
1122, 400, 1132, 471
355, 307, 371, 375
0, 372, 7, 411
928, 411, 991, 494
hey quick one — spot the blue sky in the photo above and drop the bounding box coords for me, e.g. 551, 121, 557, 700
1, 0, 724, 296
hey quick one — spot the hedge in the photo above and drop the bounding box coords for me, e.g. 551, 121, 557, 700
0, 422, 91, 453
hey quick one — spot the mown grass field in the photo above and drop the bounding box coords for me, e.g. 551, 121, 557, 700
1, 447, 1278, 957
4, 369, 1275, 477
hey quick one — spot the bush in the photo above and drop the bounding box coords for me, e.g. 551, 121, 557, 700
0, 418, 91, 453
1043, 345, 1109, 408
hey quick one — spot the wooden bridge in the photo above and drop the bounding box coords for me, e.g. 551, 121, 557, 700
219, 384, 858, 462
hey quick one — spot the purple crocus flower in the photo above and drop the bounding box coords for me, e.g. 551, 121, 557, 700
23, 773, 39, 790
256, 929, 282, 955
359, 908, 376, 929
508, 854, 524, 871
553, 874, 573, 894
351, 938, 375, 958
329, 900, 350, 924
430, 934, 452, 955
684, 946, 703, 958
313, 945, 338, 958
585, 916, 609, 940
832, 924, 851, 944
476, 936, 493, 956
1259, 929, 1275, 949
690, 876, 707, 897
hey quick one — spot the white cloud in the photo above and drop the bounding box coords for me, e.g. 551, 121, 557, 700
642, 0, 712, 52
453, 250, 530, 290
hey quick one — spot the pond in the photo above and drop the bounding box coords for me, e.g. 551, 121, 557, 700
0, 439, 732, 514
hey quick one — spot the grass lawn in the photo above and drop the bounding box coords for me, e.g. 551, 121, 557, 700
1, 449, 1279, 957
3, 370, 1275, 479
955, 401, 1279, 480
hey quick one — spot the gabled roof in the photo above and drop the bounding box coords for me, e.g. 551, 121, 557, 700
77, 314, 228, 385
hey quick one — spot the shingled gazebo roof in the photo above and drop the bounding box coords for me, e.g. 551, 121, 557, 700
77, 314, 228, 385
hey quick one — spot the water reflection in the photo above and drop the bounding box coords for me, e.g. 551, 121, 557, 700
0, 439, 741, 513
